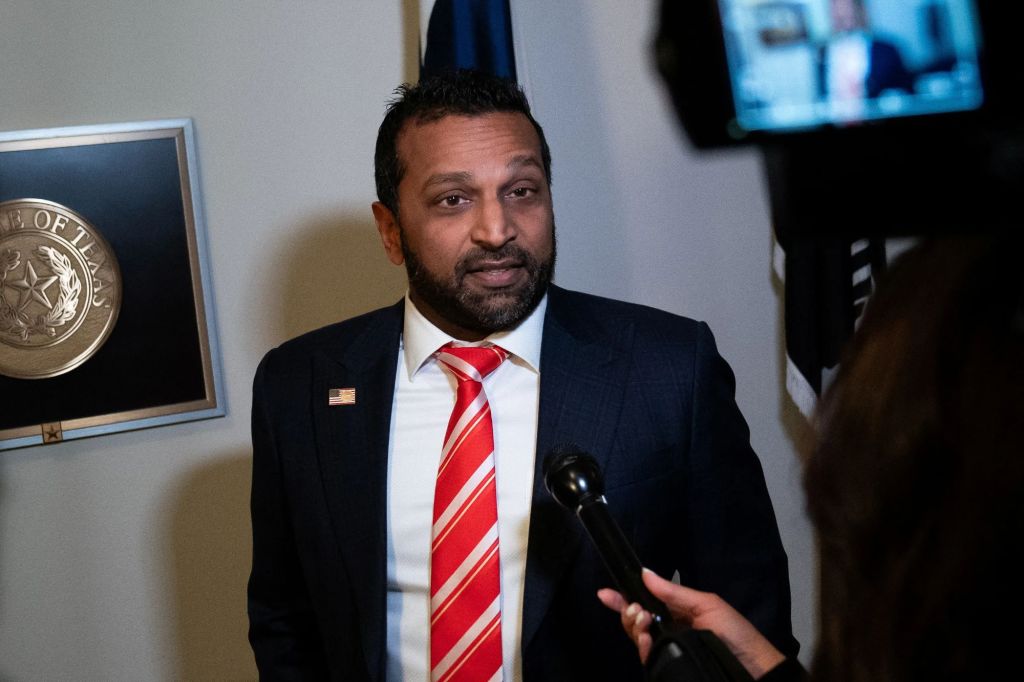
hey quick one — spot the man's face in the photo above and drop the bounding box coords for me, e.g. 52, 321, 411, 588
831, 0, 865, 33
373, 112, 555, 341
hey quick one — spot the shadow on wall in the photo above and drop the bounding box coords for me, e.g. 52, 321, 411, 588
271, 213, 407, 344
166, 449, 257, 681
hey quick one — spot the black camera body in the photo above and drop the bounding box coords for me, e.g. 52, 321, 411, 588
656, 0, 1024, 237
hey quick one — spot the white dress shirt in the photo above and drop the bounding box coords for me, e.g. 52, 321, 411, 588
827, 31, 870, 120
385, 293, 546, 681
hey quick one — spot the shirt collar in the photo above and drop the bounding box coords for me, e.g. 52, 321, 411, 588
401, 291, 548, 380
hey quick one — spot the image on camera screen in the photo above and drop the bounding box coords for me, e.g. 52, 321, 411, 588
718, 0, 984, 134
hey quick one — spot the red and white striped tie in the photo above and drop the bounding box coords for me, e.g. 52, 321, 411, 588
430, 342, 509, 682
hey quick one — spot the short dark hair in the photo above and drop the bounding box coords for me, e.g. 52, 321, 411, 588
374, 69, 552, 215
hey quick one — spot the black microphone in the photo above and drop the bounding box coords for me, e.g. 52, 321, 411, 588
542, 443, 754, 682
542, 443, 671, 631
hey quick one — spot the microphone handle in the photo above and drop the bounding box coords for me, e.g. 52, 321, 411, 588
577, 498, 672, 628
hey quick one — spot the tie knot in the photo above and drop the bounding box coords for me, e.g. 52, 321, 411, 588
437, 343, 509, 382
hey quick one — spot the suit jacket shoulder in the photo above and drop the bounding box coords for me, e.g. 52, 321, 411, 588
545, 285, 705, 344
258, 299, 404, 379
543, 285, 713, 400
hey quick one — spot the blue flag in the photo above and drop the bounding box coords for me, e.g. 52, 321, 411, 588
421, 0, 517, 81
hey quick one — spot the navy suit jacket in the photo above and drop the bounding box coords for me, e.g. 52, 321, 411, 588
817, 36, 915, 100
248, 285, 797, 680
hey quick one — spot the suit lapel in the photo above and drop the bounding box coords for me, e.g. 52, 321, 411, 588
312, 302, 402, 681
520, 286, 635, 651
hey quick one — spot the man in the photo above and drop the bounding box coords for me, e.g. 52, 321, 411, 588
248, 70, 797, 681
817, 0, 915, 110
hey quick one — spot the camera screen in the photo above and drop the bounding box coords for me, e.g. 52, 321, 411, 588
718, 0, 984, 134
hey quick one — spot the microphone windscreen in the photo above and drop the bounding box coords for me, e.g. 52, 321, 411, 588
541, 442, 586, 479
542, 443, 604, 509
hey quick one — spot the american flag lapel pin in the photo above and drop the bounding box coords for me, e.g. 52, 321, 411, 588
328, 387, 356, 406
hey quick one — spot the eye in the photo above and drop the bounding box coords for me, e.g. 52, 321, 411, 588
438, 194, 468, 207
508, 186, 535, 199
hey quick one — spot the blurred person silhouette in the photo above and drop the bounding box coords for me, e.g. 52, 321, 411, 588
600, 233, 1024, 681
818, 0, 915, 113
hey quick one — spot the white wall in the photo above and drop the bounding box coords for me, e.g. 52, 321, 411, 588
0, 1, 814, 679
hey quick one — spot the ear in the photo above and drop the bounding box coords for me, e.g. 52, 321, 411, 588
372, 201, 405, 266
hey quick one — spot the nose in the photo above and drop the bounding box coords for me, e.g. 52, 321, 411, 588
471, 196, 515, 250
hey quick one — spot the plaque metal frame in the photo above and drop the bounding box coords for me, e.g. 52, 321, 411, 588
0, 119, 224, 450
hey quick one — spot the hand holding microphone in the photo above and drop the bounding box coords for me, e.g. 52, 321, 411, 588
543, 444, 758, 682
542, 443, 672, 631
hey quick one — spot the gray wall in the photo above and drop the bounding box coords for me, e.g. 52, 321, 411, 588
0, 1, 815, 679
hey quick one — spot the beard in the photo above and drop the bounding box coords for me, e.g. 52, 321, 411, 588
400, 227, 556, 337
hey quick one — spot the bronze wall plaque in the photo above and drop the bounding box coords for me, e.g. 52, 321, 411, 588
0, 198, 123, 379
0, 120, 224, 450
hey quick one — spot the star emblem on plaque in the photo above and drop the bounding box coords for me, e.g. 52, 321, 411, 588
0, 198, 122, 379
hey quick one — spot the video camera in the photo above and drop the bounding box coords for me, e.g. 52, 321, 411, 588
655, 0, 1024, 237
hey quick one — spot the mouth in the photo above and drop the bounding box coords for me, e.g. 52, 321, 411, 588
463, 258, 526, 288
